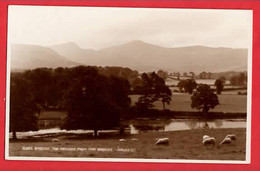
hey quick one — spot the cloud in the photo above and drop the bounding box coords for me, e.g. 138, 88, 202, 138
8, 6, 252, 49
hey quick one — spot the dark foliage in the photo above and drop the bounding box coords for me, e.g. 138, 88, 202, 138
10, 73, 41, 139
177, 79, 197, 94
62, 66, 131, 136
10, 66, 132, 137
191, 84, 219, 115
230, 72, 247, 86
136, 72, 172, 111
214, 79, 224, 94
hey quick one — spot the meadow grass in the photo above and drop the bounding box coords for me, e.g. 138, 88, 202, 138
130, 94, 247, 113
9, 128, 246, 160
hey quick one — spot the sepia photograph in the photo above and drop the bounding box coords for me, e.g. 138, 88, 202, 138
5, 5, 252, 163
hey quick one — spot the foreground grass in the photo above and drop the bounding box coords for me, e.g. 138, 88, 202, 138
9, 128, 246, 160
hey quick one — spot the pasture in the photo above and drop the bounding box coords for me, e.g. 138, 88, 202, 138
130, 93, 247, 113
9, 128, 246, 160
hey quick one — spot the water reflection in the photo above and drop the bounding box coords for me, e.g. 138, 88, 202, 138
130, 119, 246, 133
184, 119, 223, 129
214, 120, 224, 128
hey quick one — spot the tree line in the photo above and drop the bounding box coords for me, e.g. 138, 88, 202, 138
10, 66, 132, 139
10, 66, 244, 139
11, 66, 173, 139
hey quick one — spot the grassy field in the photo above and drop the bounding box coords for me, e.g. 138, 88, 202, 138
9, 128, 246, 160
130, 94, 247, 113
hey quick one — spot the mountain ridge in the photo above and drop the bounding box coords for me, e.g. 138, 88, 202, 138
11, 41, 248, 73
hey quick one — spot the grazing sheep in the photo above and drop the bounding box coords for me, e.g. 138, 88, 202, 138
119, 139, 126, 142
220, 137, 232, 145
52, 138, 59, 142
225, 134, 236, 140
202, 137, 216, 145
203, 135, 210, 141
131, 138, 138, 141
155, 138, 169, 145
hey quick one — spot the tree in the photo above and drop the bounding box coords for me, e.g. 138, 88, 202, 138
189, 72, 195, 79
230, 72, 247, 86
177, 80, 186, 92
63, 67, 130, 137
191, 84, 219, 117
214, 79, 224, 94
157, 70, 168, 80
207, 72, 212, 79
238, 72, 246, 86
10, 73, 41, 140
23, 68, 55, 109
136, 72, 172, 111
177, 79, 197, 94
152, 72, 172, 110
199, 71, 207, 79
108, 76, 131, 113
184, 79, 197, 94
176, 72, 181, 80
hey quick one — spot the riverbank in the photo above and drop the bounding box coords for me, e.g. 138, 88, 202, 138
9, 128, 246, 160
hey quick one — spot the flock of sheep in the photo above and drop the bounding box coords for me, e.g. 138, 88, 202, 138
52, 134, 236, 146
203, 134, 236, 146
118, 134, 237, 146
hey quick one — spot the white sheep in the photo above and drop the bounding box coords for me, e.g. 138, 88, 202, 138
225, 134, 236, 140
131, 138, 138, 141
203, 135, 210, 141
220, 137, 232, 145
119, 139, 126, 142
155, 138, 169, 145
52, 138, 60, 142
202, 137, 216, 145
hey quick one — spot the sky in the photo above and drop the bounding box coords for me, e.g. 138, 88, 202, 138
8, 6, 252, 50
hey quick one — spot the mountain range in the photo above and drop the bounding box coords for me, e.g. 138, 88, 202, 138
11, 44, 79, 70
11, 40, 248, 73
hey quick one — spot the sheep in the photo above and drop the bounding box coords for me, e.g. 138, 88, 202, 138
155, 138, 169, 145
119, 139, 126, 142
52, 138, 60, 142
203, 135, 210, 141
202, 137, 216, 145
220, 137, 232, 145
131, 138, 138, 141
225, 134, 236, 140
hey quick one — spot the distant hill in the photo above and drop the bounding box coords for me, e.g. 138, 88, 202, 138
50, 42, 96, 64
11, 41, 248, 73
11, 44, 79, 70
50, 40, 248, 73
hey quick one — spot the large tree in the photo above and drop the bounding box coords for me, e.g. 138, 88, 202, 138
177, 80, 186, 92
177, 79, 197, 94
23, 68, 55, 108
214, 79, 224, 94
63, 67, 130, 137
191, 84, 219, 117
184, 79, 197, 94
10, 73, 41, 140
152, 72, 172, 110
136, 72, 172, 111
